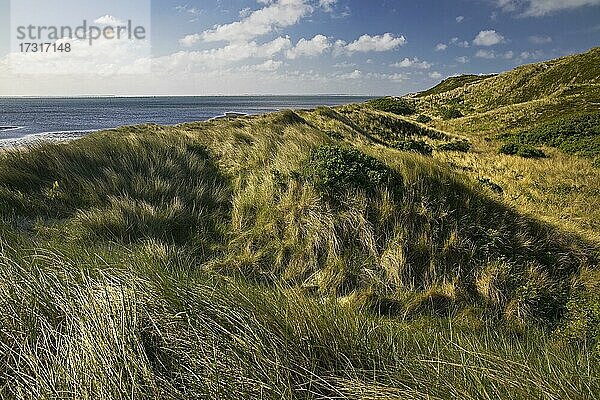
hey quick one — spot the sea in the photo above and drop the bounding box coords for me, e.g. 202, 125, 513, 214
0, 96, 373, 147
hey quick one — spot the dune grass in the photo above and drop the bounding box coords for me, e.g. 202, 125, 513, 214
0, 99, 599, 398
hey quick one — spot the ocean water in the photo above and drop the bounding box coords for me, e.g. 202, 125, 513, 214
0, 96, 372, 146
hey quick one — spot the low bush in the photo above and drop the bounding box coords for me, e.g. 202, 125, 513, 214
517, 145, 546, 158
499, 143, 546, 158
392, 139, 433, 156
302, 145, 400, 194
440, 107, 463, 120
416, 114, 432, 124
437, 139, 471, 152
507, 113, 600, 159
367, 97, 416, 116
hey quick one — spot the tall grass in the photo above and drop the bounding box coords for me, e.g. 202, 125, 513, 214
0, 239, 597, 399
0, 105, 598, 398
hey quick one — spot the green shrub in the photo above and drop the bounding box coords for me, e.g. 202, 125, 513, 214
392, 139, 433, 156
437, 139, 471, 152
517, 146, 546, 159
440, 107, 463, 120
498, 143, 520, 155
499, 143, 546, 158
416, 115, 432, 124
593, 158, 600, 168
367, 97, 416, 116
508, 113, 600, 159
558, 288, 600, 349
302, 145, 400, 194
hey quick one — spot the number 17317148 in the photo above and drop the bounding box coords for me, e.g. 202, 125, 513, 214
19, 42, 72, 53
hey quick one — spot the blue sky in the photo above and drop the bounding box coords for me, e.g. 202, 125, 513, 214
0, 0, 599, 95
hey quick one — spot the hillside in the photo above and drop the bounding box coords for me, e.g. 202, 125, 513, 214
414, 47, 600, 116
1, 49, 600, 398
416, 74, 496, 97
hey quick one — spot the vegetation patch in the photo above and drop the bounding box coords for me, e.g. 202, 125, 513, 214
416, 114, 432, 124
502, 113, 600, 159
367, 97, 416, 116
498, 143, 546, 158
301, 145, 400, 194
437, 139, 471, 152
440, 106, 463, 120
392, 139, 433, 156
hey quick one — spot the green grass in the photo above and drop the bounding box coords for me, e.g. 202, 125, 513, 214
367, 97, 416, 116
416, 74, 496, 97
502, 113, 600, 160
1, 48, 600, 397
0, 235, 598, 399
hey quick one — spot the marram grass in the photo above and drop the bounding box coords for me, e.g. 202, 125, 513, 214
1, 49, 600, 397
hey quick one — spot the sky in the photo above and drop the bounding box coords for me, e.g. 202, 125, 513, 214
0, 0, 598, 96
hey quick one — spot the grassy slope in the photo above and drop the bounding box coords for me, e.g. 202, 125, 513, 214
414, 47, 600, 115
0, 105, 599, 398
410, 47, 600, 243
416, 74, 496, 97
1, 49, 600, 398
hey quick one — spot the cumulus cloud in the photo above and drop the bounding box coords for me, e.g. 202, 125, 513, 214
429, 71, 442, 79
496, 0, 600, 16
286, 34, 331, 59
7, 37, 151, 76
201, 0, 312, 43
391, 57, 431, 69
179, 34, 201, 47
528, 35, 552, 44
157, 36, 292, 73
473, 30, 505, 46
456, 15, 465, 23
94, 15, 126, 25
239, 59, 283, 72
435, 43, 448, 51
450, 37, 470, 48
345, 33, 406, 54
475, 49, 514, 59
517, 50, 544, 61
455, 56, 469, 63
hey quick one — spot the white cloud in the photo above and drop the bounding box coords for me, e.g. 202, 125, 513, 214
473, 30, 506, 46
528, 35, 552, 44
455, 56, 469, 63
456, 16, 465, 23
345, 33, 406, 54
239, 59, 283, 72
286, 34, 331, 59
94, 15, 126, 25
319, 0, 337, 12
497, 0, 600, 16
450, 37, 470, 48
475, 49, 496, 59
7, 37, 151, 76
518, 50, 544, 61
175, 4, 203, 19
338, 69, 363, 79
332, 61, 356, 68
179, 34, 201, 47
201, 0, 313, 43
158, 36, 293, 72
429, 71, 442, 79
391, 57, 431, 69
435, 43, 448, 51
475, 49, 514, 59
